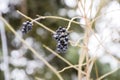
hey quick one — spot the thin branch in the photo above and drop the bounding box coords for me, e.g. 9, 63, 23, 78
95, 62, 99, 79
66, 17, 82, 31
43, 45, 87, 75
58, 62, 87, 73
31, 17, 45, 23
87, 23, 120, 63
43, 45, 77, 69
36, 15, 83, 25
0, 16, 63, 80
97, 67, 120, 80
89, 0, 94, 19
35, 77, 44, 80
58, 65, 78, 73
91, 9, 120, 24
78, 0, 84, 16
17, 10, 55, 34
69, 40, 85, 48
0, 19, 10, 80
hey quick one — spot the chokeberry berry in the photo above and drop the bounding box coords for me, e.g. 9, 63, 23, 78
53, 27, 69, 53
21, 21, 33, 34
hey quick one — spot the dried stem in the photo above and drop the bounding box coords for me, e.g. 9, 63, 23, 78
0, 18, 10, 80
35, 77, 44, 80
95, 62, 99, 78
66, 17, 82, 31
36, 15, 83, 25
43, 45, 87, 75
97, 67, 120, 80
58, 65, 78, 73
91, 9, 120, 25
58, 62, 88, 73
31, 17, 45, 23
43, 45, 74, 67
17, 10, 55, 34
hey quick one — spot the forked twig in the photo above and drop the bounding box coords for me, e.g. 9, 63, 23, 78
58, 65, 78, 73
0, 17, 10, 80
43, 45, 74, 67
17, 10, 55, 34
36, 15, 83, 25
97, 67, 120, 80
58, 61, 88, 73
43, 45, 87, 75
91, 9, 120, 24
66, 17, 82, 31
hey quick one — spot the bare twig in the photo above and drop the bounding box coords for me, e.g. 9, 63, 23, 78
95, 62, 99, 78
58, 62, 87, 73
36, 15, 83, 25
17, 10, 55, 34
43, 45, 78, 68
58, 65, 78, 73
0, 19, 10, 80
35, 77, 44, 80
43, 45, 87, 75
97, 67, 120, 80
91, 9, 120, 24
66, 17, 82, 31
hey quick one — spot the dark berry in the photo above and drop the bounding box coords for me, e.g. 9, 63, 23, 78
21, 21, 33, 34
53, 27, 69, 53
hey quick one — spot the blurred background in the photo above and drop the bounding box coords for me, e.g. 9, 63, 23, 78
0, 0, 120, 80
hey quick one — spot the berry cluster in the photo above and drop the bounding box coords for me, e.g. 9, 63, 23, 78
53, 27, 69, 53
21, 21, 33, 34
